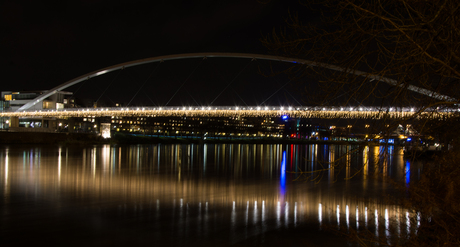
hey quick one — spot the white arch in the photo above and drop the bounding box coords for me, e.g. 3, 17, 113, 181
17, 52, 455, 111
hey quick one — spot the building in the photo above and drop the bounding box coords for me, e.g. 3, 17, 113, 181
1, 91, 74, 112
1, 90, 74, 130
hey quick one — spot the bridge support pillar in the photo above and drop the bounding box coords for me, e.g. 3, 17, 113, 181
10, 117, 19, 128
68, 120, 75, 133
48, 120, 57, 131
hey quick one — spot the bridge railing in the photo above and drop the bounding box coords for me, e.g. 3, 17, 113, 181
2, 106, 459, 119
5, 105, 460, 113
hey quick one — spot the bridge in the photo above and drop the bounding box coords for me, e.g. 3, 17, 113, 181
1, 106, 457, 119
1, 53, 458, 141
14, 52, 457, 112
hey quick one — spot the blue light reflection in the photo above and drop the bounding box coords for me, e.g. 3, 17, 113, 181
405, 160, 410, 186
280, 151, 286, 195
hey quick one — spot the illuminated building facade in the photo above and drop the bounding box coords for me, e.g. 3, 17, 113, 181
1, 90, 74, 130
1, 91, 74, 112
64, 115, 366, 141
73, 115, 289, 139
0, 100, 8, 129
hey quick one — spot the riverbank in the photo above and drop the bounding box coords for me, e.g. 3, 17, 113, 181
0, 131, 370, 146
0, 132, 105, 145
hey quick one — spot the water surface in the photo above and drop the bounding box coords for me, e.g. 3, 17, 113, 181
0, 144, 419, 246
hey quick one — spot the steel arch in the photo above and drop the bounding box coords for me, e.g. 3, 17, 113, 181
17, 52, 455, 111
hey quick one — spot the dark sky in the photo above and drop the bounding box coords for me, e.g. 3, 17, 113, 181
2, 1, 428, 108
1, 0, 308, 96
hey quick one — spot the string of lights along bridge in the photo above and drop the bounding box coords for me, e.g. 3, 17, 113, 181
0, 53, 460, 139
2, 106, 458, 119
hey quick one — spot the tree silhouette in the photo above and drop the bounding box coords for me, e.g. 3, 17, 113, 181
262, 0, 460, 245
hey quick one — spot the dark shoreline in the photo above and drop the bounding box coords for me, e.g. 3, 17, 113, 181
0, 131, 369, 146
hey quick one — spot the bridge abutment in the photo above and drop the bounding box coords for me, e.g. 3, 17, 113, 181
10, 117, 19, 128
68, 120, 75, 133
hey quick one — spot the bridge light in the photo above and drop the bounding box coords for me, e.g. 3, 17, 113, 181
257, 107, 261, 111
280, 107, 284, 111
235, 107, 239, 110
288, 107, 292, 111
264, 107, 268, 110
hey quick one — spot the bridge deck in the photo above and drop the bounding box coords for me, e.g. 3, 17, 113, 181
2, 106, 458, 119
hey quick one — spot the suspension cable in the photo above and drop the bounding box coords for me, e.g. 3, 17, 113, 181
283, 89, 303, 106
257, 60, 295, 105
186, 91, 200, 105
210, 60, 252, 105
69, 77, 88, 101
232, 88, 248, 106
141, 90, 157, 106
259, 80, 292, 105
165, 58, 205, 106
127, 62, 161, 106
96, 68, 123, 103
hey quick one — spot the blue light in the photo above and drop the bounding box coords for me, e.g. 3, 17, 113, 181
282, 115, 288, 120
407, 137, 412, 142
388, 139, 394, 144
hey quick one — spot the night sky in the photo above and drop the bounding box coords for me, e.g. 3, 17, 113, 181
1, 0, 314, 107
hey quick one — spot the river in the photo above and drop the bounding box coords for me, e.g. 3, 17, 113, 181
0, 143, 420, 246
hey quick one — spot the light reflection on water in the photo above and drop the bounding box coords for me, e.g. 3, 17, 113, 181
0, 144, 421, 246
